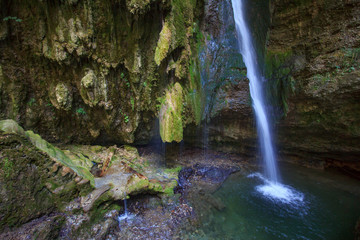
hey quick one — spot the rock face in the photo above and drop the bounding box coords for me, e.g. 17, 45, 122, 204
0, 0, 204, 144
192, 0, 360, 174
185, 0, 268, 155
266, 0, 360, 172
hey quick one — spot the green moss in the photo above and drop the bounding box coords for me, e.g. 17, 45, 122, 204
264, 48, 295, 116
90, 145, 103, 153
162, 179, 178, 197
127, 178, 149, 193
25, 130, 95, 186
171, 0, 193, 48
159, 83, 184, 143
83, 191, 119, 228
1, 157, 13, 178
154, 20, 172, 66
163, 186, 175, 197
163, 166, 182, 174
0, 132, 68, 229
124, 145, 139, 155
54, 83, 72, 110
186, 60, 203, 125
148, 182, 164, 192
265, 48, 293, 79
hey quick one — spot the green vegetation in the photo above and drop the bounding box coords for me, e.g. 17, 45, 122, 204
154, 21, 172, 66
76, 108, 86, 115
164, 166, 182, 174
124, 114, 129, 123
156, 96, 166, 111
341, 48, 360, 72
3, 16, 22, 22
121, 73, 130, 88
27, 98, 36, 107
2, 157, 13, 178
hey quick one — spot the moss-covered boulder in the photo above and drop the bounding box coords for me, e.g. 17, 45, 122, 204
0, 131, 90, 231
0, 119, 95, 185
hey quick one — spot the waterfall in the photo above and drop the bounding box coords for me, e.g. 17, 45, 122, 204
231, 0, 279, 182
117, 193, 134, 226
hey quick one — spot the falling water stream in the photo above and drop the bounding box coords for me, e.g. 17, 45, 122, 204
231, 0, 304, 203
117, 194, 134, 227
231, 0, 278, 182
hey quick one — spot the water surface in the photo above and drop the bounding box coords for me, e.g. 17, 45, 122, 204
188, 163, 360, 240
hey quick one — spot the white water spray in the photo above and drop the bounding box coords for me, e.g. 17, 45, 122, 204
231, 0, 278, 182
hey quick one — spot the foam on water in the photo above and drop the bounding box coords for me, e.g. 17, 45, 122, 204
117, 212, 134, 222
248, 173, 304, 205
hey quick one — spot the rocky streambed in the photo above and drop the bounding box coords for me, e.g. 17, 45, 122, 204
0, 119, 255, 239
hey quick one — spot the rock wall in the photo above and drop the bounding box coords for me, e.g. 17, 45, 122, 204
184, 0, 269, 155
192, 0, 360, 175
0, 0, 204, 144
266, 0, 360, 173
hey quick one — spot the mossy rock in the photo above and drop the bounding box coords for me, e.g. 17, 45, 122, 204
155, 20, 172, 66
159, 83, 184, 143
0, 119, 26, 136
25, 131, 95, 186
0, 120, 95, 186
0, 132, 82, 230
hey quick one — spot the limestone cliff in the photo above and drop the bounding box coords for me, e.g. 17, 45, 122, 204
266, 0, 360, 174
0, 0, 204, 144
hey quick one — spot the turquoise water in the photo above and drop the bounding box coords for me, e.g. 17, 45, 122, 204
190, 163, 360, 240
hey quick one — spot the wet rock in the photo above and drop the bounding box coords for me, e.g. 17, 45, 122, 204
178, 164, 238, 188
0, 0, 203, 146
194, 164, 236, 183
77, 178, 90, 185
81, 185, 111, 212
91, 218, 118, 240
65, 197, 82, 212
80, 70, 100, 107
61, 213, 90, 235
178, 167, 194, 188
